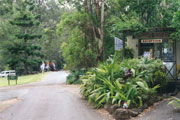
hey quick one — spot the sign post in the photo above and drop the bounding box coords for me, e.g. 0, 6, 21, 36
114, 37, 123, 51
7, 75, 18, 85
114, 37, 124, 60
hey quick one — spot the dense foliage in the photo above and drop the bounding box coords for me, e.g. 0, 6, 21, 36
80, 57, 167, 108
39, 0, 65, 69
0, 0, 64, 73
1, 0, 43, 74
171, 9, 180, 40
107, 0, 180, 34
1, 0, 180, 74
116, 48, 134, 60
56, 0, 180, 71
66, 69, 87, 84
57, 0, 114, 70
57, 12, 98, 69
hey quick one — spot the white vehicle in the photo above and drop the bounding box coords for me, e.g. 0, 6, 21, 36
0, 70, 16, 77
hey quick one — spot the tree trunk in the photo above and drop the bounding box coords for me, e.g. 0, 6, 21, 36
99, 0, 105, 60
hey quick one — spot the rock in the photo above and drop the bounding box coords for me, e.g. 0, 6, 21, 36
110, 104, 120, 114
131, 108, 142, 114
157, 96, 163, 101
176, 91, 180, 98
141, 103, 148, 110
147, 100, 154, 106
113, 108, 139, 120
163, 93, 169, 98
105, 104, 120, 114
129, 109, 139, 117
104, 104, 112, 113
105, 105, 140, 120
113, 108, 130, 120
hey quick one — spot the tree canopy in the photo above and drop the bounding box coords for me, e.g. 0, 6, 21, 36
1, 0, 180, 72
1, 0, 43, 74
56, 0, 180, 70
0, 0, 64, 73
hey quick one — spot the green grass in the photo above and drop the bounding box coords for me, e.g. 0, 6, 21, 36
0, 73, 48, 87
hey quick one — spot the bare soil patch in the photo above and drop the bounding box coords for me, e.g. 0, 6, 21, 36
0, 98, 21, 112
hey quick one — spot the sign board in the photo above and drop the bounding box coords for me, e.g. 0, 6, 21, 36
141, 39, 162, 43
114, 37, 123, 50
7, 75, 18, 85
163, 62, 174, 78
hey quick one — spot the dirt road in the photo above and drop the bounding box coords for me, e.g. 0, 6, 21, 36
0, 71, 112, 120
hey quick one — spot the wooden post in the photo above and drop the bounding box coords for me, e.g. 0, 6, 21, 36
7, 75, 18, 85
8, 79, 10, 85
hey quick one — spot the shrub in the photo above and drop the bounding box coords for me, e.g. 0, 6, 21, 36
66, 69, 86, 84
116, 47, 134, 61
168, 97, 180, 109
80, 56, 167, 108
120, 58, 167, 88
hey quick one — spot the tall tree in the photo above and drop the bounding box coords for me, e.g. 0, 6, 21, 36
57, 11, 98, 69
2, 0, 43, 74
0, 0, 14, 70
59, 0, 107, 60
38, 0, 64, 69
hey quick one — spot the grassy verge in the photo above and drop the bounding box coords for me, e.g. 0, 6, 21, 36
0, 73, 48, 87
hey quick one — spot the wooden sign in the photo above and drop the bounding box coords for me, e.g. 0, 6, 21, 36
141, 39, 162, 43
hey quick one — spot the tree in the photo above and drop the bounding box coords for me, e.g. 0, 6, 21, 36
103, 0, 180, 43
38, 0, 65, 69
0, 0, 65, 71
57, 0, 114, 70
57, 12, 98, 69
2, 0, 43, 74
0, 0, 14, 70
0, 0, 13, 16
171, 11, 180, 40
58, 0, 108, 60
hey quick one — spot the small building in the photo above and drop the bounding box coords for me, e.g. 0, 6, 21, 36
125, 28, 180, 80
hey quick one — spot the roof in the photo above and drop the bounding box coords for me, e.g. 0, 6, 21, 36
123, 27, 176, 39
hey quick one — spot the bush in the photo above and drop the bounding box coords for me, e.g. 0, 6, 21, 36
66, 69, 86, 84
120, 58, 168, 89
168, 97, 180, 109
116, 47, 134, 61
80, 56, 168, 108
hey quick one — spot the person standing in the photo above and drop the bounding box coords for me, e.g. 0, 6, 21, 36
40, 61, 45, 73
52, 62, 56, 71
45, 61, 50, 72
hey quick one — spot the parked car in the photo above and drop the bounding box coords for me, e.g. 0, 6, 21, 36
0, 70, 16, 78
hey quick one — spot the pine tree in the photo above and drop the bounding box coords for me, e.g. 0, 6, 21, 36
3, 0, 43, 74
